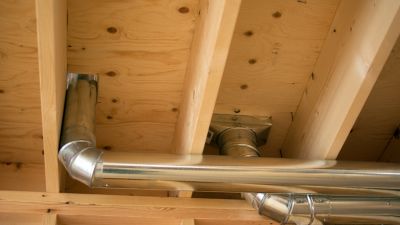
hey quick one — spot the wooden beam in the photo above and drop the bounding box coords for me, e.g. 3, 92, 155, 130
173, 0, 241, 155
35, 0, 67, 192
0, 212, 43, 225
171, 0, 241, 198
0, 191, 272, 222
338, 37, 400, 161
283, 0, 400, 159
58, 215, 181, 225
43, 213, 58, 225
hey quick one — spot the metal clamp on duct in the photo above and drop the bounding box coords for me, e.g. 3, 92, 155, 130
59, 73, 400, 195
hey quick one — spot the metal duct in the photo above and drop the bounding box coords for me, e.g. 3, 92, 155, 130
243, 193, 400, 224
216, 121, 400, 224
59, 73, 400, 196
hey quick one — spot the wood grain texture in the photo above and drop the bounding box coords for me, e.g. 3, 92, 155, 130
0, 0, 43, 164
173, 0, 242, 155
43, 213, 57, 225
339, 37, 400, 161
181, 219, 195, 225
65, 175, 169, 197
36, 0, 67, 192
59, 215, 180, 225
0, 191, 265, 221
283, 0, 400, 159
0, 162, 45, 192
171, 0, 241, 198
196, 220, 277, 225
214, 0, 339, 156
67, 0, 199, 154
0, 213, 42, 225
95, 122, 175, 153
57, 217, 280, 225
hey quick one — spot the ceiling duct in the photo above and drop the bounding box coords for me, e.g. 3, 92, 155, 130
59, 73, 400, 197
214, 121, 400, 224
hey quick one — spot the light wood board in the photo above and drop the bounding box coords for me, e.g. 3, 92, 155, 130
339, 36, 400, 161
283, 0, 400, 159
0, 0, 43, 164
67, 0, 199, 154
0, 213, 42, 225
0, 191, 266, 221
0, 162, 45, 192
214, 0, 339, 156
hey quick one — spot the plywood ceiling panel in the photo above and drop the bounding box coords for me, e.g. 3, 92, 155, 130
214, 0, 339, 156
0, 213, 42, 225
0, 162, 45, 192
0, 0, 43, 164
67, 0, 199, 153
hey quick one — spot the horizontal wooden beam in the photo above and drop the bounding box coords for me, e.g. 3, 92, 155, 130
338, 37, 400, 161
283, 0, 400, 159
0, 191, 273, 222
35, 0, 67, 192
0, 212, 43, 225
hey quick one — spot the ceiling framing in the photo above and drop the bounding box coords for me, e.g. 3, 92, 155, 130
0, 0, 399, 224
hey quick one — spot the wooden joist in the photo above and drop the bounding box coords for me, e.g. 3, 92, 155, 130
35, 0, 67, 192
339, 37, 400, 161
0, 212, 43, 225
0, 191, 275, 222
283, 0, 400, 159
171, 0, 241, 198
173, 0, 242, 155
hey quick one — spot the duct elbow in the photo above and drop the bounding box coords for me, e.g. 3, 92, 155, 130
242, 193, 318, 225
58, 73, 100, 187
59, 141, 103, 187
243, 192, 292, 222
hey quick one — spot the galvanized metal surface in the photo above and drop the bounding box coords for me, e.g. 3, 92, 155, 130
59, 73, 102, 186
244, 192, 400, 224
59, 74, 400, 197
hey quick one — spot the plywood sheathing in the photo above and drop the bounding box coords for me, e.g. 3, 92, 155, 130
214, 0, 339, 156
0, 0, 43, 164
67, 0, 199, 153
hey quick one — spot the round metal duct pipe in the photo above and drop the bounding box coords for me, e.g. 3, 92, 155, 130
216, 121, 400, 224
59, 73, 400, 196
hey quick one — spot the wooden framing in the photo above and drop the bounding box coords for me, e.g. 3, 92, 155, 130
35, 0, 67, 192
283, 0, 400, 160
1, 0, 400, 224
339, 37, 400, 161
171, 0, 241, 198
0, 191, 275, 223
173, 0, 241, 155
